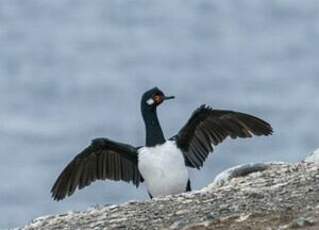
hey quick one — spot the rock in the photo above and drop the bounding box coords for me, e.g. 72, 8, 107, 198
20, 163, 319, 230
304, 148, 319, 163
206, 161, 285, 188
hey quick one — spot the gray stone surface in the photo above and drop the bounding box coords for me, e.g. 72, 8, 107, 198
304, 148, 319, 163
21, 163, 319, 230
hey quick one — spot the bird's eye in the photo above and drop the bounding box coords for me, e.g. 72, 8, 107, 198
153, 95, 161, 103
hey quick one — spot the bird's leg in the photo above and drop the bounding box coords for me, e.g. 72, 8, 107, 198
186, 179, 192, 192
148, 192, 153, 199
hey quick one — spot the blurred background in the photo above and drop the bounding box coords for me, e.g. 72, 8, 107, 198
1, 0, 319, 228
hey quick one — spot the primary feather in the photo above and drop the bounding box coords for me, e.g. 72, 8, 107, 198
173, 105, 273, 169
51, 138, 143, 201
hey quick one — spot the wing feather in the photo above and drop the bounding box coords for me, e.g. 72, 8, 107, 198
51, 138, 143, 201
174, 105, 273, 169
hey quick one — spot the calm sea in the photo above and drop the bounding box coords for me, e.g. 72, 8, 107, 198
1, 0, 319, 228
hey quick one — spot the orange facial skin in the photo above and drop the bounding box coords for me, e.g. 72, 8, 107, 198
153, 95, 163, 105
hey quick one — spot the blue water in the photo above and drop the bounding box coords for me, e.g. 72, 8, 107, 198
1, 0, 319, 228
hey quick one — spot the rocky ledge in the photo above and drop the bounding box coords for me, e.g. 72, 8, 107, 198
21, 161, 319, 230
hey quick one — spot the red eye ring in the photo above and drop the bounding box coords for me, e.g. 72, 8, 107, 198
153, 95, 162, 103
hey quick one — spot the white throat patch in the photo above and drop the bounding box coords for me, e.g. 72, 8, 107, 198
146, 98, 155, 105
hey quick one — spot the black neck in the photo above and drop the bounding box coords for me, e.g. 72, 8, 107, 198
141, 107, 165, 147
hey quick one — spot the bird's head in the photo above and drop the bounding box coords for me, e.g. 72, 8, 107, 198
141, 87, 175, 110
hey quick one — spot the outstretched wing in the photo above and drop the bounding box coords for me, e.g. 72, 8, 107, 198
51, 138, 143, 201
172, 105, 273, 169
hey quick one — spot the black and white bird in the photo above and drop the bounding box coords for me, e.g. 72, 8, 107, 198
51, 87, 273, 200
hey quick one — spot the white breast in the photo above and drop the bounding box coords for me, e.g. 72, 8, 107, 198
138, 141, 189, 197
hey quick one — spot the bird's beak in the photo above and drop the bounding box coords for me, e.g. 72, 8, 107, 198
164, 96, 175, 101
